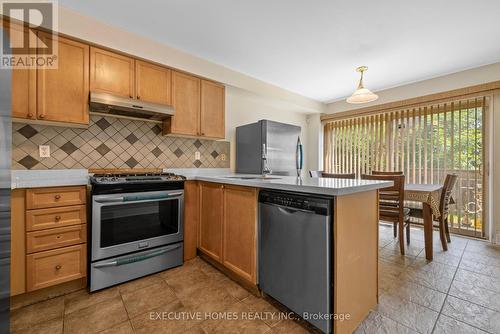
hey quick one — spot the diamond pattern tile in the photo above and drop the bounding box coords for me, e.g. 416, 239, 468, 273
12, 115, 230, 170
193, 139, 202, 149
173, 148, 183, 158
151, 147, 163, 158
60, 141, 78, 155
151, 125, 162, 135
96, 143, 111, 156
125, 157, 139, 168
18, 125, 38, 139
18, 155, 39, 169
125, 133, 139, 145
95, 117, 111, 130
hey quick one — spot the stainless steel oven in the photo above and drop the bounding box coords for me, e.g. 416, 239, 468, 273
91, 189, 184, 261
89, 173, 186, 292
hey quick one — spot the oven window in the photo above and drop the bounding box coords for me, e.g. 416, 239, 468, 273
100, 199, 179, 248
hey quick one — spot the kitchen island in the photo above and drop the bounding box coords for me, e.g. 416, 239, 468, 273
11, 169, 390, 334
182, 173, 391, 334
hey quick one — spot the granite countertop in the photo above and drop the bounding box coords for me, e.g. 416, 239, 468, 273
11, 168, 392, 196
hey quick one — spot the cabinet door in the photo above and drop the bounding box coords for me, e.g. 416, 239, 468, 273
90, 47, 135, 98
200, 80, 225, 139
223, 185, 257, 283
12, 67, 36, 119
9, 21, 36, 119
184, 181, 199, 261
37, 33, 89, 124
135, 60, 171, 105
163, 71, 200, 136
199, 182, 223, 262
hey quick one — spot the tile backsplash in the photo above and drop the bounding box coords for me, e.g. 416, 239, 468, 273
12, 115, 230, 170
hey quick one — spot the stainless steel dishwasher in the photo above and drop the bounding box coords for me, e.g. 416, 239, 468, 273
259, 190, 332, 333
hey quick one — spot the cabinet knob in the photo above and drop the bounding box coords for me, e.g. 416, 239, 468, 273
54, 215, 61, 221
54, 194, 61, 200
39, 114, 45, 119
129, 95, 133, 98
27, 113, 34, 118
137, 95, 140, 100
201, 133, 205, 136
55, 265, 62, 270
56, 235, 61, 239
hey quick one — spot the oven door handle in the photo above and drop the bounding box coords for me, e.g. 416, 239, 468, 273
94, 192, 183, 203
93, 244, 182, 268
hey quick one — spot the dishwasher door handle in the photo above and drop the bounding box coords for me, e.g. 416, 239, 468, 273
272, 204, 316, 215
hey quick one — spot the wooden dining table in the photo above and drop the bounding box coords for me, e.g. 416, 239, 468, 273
405, 183, 443, 261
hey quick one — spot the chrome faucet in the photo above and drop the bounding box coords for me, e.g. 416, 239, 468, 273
262, 144, 272, 176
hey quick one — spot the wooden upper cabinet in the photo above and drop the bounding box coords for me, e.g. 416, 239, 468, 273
200, 80, 225, 139
12, 67, 36, 119
135, 60, 171, 105
222, 185, 257, 283
37, 32, 89, 125
90, 47, 135, 98
199, 182, 223, 262
163, 71, 200, 136
9, 21, 36, 120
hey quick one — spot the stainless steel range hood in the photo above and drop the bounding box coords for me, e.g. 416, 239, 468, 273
89, 92, 175, 121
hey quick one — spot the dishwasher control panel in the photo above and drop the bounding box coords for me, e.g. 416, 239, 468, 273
259, 191, 331, 215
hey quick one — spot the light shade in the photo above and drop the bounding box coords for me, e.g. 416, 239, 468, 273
346, 87, 379, 104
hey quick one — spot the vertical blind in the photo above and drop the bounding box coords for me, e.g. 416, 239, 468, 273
323, 96, 488, 238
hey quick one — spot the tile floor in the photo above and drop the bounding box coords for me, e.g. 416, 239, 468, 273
10, 224, 500, 334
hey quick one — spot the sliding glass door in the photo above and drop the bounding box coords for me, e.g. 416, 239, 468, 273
324, 97, 489, 238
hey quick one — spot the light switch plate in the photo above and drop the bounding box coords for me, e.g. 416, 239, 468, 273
39, 145, 50, 158
195, 151, 201, 160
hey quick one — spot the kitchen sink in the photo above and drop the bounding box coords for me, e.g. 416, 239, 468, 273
224, 176, 281, 180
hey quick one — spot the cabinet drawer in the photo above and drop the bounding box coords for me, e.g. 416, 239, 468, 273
27, 244, 86, 292
26, 205, 86, 231
26, 186, 86, 209
27, 225, 87, 253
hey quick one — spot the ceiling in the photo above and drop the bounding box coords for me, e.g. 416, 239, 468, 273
59, 0, 500, 103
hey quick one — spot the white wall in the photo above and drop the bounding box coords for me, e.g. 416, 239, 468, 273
225, 86, 310, 172
324, 62, 500, 243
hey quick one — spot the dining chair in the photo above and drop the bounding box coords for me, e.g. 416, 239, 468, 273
408, 174, 458, 251
309, 171, 356, 179
371, 171, 404, 237
362, 174, 410, 255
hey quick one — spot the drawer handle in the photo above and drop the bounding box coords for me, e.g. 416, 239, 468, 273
55, 216, 61, 221
54, 194, 61, 200
55, 265, 62, 270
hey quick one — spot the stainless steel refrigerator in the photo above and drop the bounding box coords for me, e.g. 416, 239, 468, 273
236, 120, 303, 176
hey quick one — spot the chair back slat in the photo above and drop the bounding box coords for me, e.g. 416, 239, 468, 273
372, 171, 404, 175
440, 174, 458, 219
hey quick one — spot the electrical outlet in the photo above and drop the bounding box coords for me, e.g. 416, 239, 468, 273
220, 153, 226, 161
39, 145, 50, 158
195, 151, 201, 160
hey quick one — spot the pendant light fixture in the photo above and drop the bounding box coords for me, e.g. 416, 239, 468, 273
346, 66, 378, 104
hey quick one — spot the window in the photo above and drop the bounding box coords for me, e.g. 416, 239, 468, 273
323, 97, 489, 238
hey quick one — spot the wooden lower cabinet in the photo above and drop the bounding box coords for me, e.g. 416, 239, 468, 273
198, 182, 224, 262
11, 185, 88, 296
197, 182, 258, 284
26, 244, 86, 292
222, 185, 257, 283
184, 181, 199, 261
